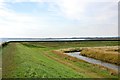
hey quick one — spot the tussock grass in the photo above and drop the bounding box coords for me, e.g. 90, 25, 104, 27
80, 46, 120, 65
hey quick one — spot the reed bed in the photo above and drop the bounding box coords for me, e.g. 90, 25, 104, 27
80, 46, 120, 65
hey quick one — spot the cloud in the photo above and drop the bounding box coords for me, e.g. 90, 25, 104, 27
40, 0, 118, 22
52, 0, 87, 20
85, 2, 117, 25
1, 0, 118, 21
0, 1, 65, 38
0, 2, 39, 37
0, 0, 118, 38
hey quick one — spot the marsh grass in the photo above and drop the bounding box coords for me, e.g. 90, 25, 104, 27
80, 47, 120, 65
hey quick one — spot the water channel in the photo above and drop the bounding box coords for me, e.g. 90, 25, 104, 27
64, 52, 119, 71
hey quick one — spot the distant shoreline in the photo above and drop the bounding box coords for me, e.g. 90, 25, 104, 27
0, 37, 119, 42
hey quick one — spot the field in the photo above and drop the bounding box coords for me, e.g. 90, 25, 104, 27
2, 41, 119, 78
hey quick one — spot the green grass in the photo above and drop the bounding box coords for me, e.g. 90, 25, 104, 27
2, 41, 119, 78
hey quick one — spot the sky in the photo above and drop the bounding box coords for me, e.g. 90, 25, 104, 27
0, 0, 119, 38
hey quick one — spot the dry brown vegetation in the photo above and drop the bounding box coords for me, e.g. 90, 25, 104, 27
80, 46, 120, 65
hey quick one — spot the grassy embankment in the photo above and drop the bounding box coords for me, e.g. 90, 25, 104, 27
2, 41, 119, 78
80, 47, 120, 65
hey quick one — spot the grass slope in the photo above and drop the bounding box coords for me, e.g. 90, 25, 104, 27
2, 41, 119, 78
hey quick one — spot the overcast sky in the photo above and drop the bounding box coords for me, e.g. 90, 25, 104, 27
0, 0, 119, 38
